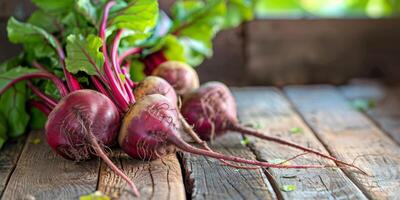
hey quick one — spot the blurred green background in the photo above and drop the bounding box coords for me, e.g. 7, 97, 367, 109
255, 0, 400, 18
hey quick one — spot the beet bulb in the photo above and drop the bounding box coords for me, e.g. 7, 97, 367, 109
45, 89, 140, 196
181, 82, 367, 174
119, 94, 337, 169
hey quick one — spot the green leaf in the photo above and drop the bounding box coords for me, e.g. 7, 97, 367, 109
27, 11, 59, 33
281, 184, 297, 192
7, 17, 58, 49
30, 138, 41, 145
351, 99, 376, 112
0, 67, 39, 92
31, 0, 74, 12
29, 107, 47, 130
76, 0, 98, 25
289, 127, 303, 134
108, 0, 159, 33
240, 137, 250, 146
255, 0, 303, 18
80, 191, 110, 200
224, 0, 254, 28
129, 59, 146, 82
0, 55, 24, 72
269, 158, 290, 165
163, 35, 186, 62
0, 67, 38, 138
65, 34, 104, 75
0, 83, 29, 138
0, 113, 8, 149
171, 0, 226, 66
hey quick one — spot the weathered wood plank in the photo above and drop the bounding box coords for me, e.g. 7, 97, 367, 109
285, 85, 400, 199
98, 151, 185, 200
232, 87, 367, 200
340, 81, 400, 144
0, 136, 25, 197
245, 19, 400, 85
181, 133, 277, 200
2, 131, 99, 200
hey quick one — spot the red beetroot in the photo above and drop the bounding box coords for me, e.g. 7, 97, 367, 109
181, 82, 366, 173
118, 94, 334, 169
132, 77, 254, 169
152, 61, 199, 96
133, 76, 177, 105
45, 90, 120, 160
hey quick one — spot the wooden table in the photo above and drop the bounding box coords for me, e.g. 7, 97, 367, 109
1, 81, 399, 200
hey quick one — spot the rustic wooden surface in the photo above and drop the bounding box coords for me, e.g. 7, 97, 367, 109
1, 84, 400, 199
180, 133, 276, 200
0, 136, 25, 196
233, 88, 367, 199
1, 131, 99, 200
245, 19, 400, 85
98, 151, 185, 200
285, 85, 400, 199
340, 81, 400, 144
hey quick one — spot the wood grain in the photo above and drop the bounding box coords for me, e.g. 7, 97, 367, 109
285, 85, 400, 199
0, 136, 25, 197
180, 133, 277, 200
340, 81, 400, 144
98, 151, 185, 200
246, 19, 400, 85
232, 87, 367, 199
2, 131, 99, 200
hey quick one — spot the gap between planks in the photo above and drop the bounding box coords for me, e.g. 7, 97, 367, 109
340, 80, 400, 144
179, 133, 277, 200
1, 131, 99, 199
0, 135, 26, 198
97, 151, 186, 200
232, 87, 367, 200
284, 85, 400, 199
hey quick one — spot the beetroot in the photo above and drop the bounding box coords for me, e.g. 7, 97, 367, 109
133, 76, 177, 105
119, 94, 336, 169
181, 82, 366, 173
152, 61, 199, 96
45, 90, 120, 160
132, 77, 254, 169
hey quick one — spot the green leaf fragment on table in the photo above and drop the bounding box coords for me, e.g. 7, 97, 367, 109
240, 137, 250, 146
65, 34, 104, 75
269, 158, 290, 165
351, 99, 376, 112
80, 191, 110, 200
289, 127, 303, 134
30, 138, 41, 145
281, 184, 297, 192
